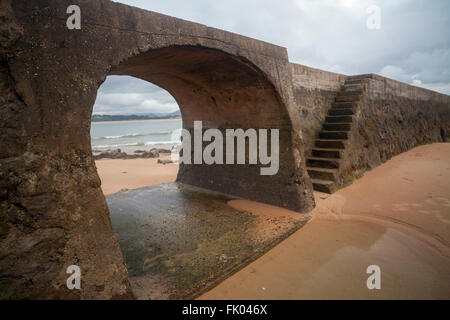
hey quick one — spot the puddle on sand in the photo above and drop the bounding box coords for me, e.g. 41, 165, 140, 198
199, 219, 450, 300
107, 183, 309, 300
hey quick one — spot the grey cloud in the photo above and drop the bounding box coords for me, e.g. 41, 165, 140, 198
95, 0, 449, 115
94, 76, 178, 114
98, 76, 162, 94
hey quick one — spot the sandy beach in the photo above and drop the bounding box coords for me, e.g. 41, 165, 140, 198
95, 143, 450, 299
200, 143, 450, 299
96, 155, 179, 195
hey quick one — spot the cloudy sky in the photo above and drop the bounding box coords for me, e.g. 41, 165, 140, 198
93, 0, 450, 115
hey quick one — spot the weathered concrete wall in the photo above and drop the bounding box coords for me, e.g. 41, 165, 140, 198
0, 0, 314, 299
340, 74, 450, 186
290, 63, 347, 154
291, 65, 450, 190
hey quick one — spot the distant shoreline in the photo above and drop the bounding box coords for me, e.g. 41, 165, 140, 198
92, 117, 182, 124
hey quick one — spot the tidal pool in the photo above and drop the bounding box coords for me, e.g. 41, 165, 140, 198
107, 183, 309, 299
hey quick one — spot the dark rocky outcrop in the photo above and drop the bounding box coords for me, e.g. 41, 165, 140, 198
158, 159, 174, 165
93, 149, 160, 160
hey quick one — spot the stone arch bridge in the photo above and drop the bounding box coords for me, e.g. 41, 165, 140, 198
0, 0, 315, 299
1, 0, 449, 299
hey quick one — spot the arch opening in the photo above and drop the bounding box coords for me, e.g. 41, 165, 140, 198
96, 45, 302, 210
91, 76, 181, 195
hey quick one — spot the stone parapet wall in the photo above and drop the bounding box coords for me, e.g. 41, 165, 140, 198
339, 74, 450, 187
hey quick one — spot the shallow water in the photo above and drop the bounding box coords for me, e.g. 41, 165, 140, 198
199, 218, 450, 300
107, 183, 308, 299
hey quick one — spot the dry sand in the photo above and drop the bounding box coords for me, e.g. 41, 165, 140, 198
95, 156, 178, 195
96, 143, 450, 299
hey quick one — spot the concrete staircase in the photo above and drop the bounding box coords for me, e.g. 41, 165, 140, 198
307, 76, 365, 193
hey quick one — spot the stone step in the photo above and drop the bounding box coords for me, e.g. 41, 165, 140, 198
342, 83, 364, 91
328, 108, 354, 116
326, 115, 353, 123
307, 167, 337, 181
306, 76, 370, 194
311, 179, 336, 194
331, 102, 358, 109
344, 79, 365, 85
336, 90, 362, 97
335, 94, 361, 102
306, 157, 340, 169
340, 88, 363, 95
319, 131, 348, 140
315, 139, 346, 149
312, 148, 343, 159
323, 123, 352, 131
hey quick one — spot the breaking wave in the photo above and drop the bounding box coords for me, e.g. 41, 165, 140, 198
93, 131, 172, 140
93, 140, 181, 149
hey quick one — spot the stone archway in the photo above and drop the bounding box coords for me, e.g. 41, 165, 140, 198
109, 45, 304, 209
0, 0, 315, 299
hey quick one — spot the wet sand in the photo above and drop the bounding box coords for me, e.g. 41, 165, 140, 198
199, 216, 450, 299
199, 143, 450, 299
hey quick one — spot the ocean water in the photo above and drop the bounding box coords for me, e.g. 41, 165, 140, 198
90, 119, 182, 153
